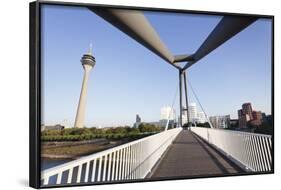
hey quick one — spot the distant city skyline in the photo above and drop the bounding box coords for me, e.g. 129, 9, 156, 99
42, 5, 272, 127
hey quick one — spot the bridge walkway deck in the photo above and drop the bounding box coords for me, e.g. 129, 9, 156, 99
151, 130, 244, 178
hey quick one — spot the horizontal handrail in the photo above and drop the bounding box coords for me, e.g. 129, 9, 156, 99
41, 127, 182, 186
190, 127, 272, 172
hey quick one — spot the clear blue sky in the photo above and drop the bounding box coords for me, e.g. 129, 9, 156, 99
41, 5, 272, 127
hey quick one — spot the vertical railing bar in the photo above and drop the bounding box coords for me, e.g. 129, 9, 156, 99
84, 161, 90, 183
240, 134, 246, 166
111, 151, 116, 181
136, 143, 140, 179
115, 150, 120, 181
77, 165, 82, 183
107, 152, 112, 181
102, 154, 108, 182
97, 157, 102, 182
265, 138, 272, 170
256, 136, 265, 171
261, 137, 270, 171
248, 135, 255, 170
91, 159, 97, 182
248, 135, 256, 171
126, 146, 130, 179
125, 146, 130, 179
67, 168, 73, 184
139, 142, 142, 178
56, 172, 62, 184
118, 148, 123, 181
123, 147, 128, 180
43, 176, 49, 185
133, 144, 137, 179
122, 147, 126, 180
244, 134, 250, 168
128, 145, 133, 179
253, 136, 262, 171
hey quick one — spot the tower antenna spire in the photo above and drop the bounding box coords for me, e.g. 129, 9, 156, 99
88, 43, 93, 55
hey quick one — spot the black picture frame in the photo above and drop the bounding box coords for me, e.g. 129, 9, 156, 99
30, 1, 274, 188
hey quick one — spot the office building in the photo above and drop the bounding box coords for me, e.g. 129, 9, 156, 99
197, 111, 207, 123
188, 102, 198, 123
209, 115, 230, 129
160, 106, 176, 120
134, 114, 142, 128
242, 103, 253, 120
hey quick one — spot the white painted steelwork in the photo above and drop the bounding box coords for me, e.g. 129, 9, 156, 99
190, 127, 272, 172
41, 128, 182, 186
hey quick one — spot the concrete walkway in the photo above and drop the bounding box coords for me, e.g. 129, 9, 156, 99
151, 130, 243, 178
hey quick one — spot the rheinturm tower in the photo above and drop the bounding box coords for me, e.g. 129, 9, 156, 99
74, 44, 96, 128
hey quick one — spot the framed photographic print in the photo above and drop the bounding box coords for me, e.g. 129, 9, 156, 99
29, 0, 274, 188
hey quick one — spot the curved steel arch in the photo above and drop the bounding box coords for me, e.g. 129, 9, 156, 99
88, 7, 258, 127
89, 7, 257, 71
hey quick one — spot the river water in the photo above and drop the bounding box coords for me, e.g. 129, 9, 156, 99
41, 158, 73, 170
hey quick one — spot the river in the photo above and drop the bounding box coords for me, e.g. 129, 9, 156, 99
41, 158, 73, 170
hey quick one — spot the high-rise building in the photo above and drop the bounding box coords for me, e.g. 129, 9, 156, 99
74, 45, 96, 128
250, 111, 263, 126
209, 115, 230, 128
238, 109, 243, 118
160, 106, 176, 120
160, 106, 176, 128
188, 102, 198, 123
197, 111, 207, 123
238, 114, 250, 128
242, 103, 253, 120
252, 111, 262, 121
134, 114, 141, 128
238, 102, 263, 128
136, 114, 141, 123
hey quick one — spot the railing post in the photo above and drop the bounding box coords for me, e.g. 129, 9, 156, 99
84, 161, 90, 182
107, 152, 112, 181
97, 157, 102, 181
115, 150, 120, 181
118, 149, 123, 180
67, 168, 73, 184
91, 159, 97, 182
77, 165, 82, 183
111, 151, 116, 181
102, 154, 108, 181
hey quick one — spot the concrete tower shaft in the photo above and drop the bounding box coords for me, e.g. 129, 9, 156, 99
74, 45, 96, 128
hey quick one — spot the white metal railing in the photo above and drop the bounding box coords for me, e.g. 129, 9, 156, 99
41, 128, 182, 186
190, 127, 272, 172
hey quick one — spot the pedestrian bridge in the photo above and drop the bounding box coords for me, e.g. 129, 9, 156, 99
41, 127, 272, 186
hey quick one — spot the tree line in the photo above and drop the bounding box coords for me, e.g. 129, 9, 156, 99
41, 123, 163, 142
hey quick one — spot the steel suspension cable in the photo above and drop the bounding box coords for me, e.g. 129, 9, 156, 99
186, 77, 214, 128
165, 83, 179, 130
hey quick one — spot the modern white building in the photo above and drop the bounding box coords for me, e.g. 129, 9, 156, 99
209, 115, 231, 129
181, 113, 188, 125
160, 106, 176, 120
188, 102, 198, 123
197, 111, 207, 123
